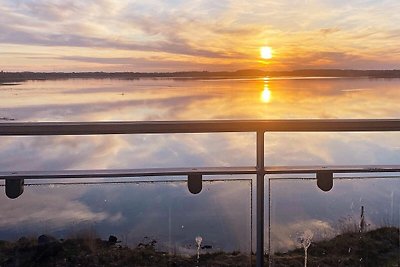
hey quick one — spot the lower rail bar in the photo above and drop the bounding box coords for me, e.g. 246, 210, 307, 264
1, 165, 400, 180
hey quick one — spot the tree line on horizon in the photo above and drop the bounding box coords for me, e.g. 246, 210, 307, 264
1, 69, 400, 83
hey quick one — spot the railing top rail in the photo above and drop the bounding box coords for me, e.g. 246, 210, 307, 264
2, 165, 400, 180
1, 119, 400, 136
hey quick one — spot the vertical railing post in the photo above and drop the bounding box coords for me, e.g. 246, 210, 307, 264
256, 131, 265, 267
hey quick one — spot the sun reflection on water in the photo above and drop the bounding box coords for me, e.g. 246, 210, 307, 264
261, 79, 271, 103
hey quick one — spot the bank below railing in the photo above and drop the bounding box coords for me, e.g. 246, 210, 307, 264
2, 119, 400, 267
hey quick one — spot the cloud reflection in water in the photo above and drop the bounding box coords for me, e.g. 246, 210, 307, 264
1, 78, 400, 252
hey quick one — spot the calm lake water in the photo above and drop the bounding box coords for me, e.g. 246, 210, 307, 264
1, 77, 400, 256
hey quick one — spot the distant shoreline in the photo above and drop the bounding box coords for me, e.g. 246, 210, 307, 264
0, 83, 21, 86
1, 69, 400, 84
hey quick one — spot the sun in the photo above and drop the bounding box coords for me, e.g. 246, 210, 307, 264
260, 46, 273, 59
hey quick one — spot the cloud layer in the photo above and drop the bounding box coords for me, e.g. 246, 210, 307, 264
1, 0, 400, 71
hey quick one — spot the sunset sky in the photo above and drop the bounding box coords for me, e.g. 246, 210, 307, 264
1, 0, 400, 72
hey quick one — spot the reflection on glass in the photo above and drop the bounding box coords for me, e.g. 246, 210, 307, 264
268, 176, 400, 266
0, 179, 252, 265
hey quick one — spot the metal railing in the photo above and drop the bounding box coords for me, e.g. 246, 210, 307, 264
2, 119, 400, 267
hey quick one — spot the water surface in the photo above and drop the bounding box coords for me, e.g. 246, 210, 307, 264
1, 77, 400, 254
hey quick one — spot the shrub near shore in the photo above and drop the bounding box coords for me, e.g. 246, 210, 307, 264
0, 227, 399, 266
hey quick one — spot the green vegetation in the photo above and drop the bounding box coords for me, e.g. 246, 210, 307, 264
0, 235, 250, 267
272, 227, 399, 266
0, 227, 398, 266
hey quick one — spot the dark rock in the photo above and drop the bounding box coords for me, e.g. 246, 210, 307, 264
0, 117, 15, 121
38, 235, 58, 246
108, 235, 119, 245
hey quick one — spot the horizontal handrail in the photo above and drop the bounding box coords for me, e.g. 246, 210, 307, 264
1, 119, 400, 135
1, 165, 400, 180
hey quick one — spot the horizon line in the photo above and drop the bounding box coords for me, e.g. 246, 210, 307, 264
2, 68, 400, 74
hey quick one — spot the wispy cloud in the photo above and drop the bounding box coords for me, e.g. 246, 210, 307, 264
1, 0, 399, 71
319, 28, 341, 35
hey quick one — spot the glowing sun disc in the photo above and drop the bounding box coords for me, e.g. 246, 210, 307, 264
260, 46, 272, 59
